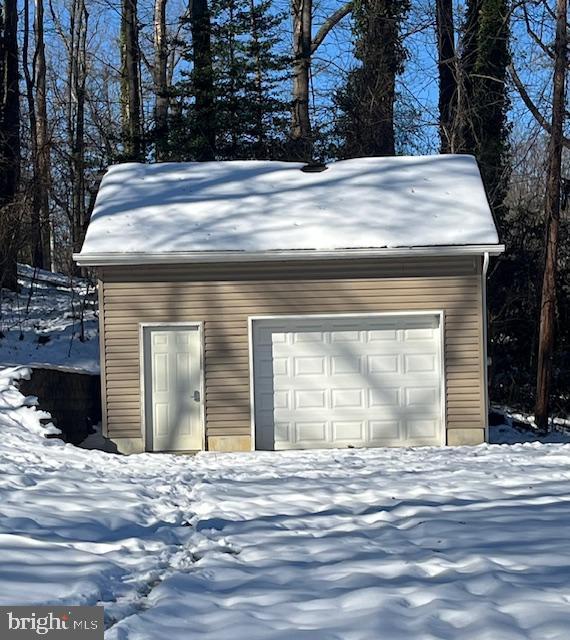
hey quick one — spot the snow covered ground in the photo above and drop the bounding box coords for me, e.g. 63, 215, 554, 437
0, 265, 99, 372
2, 367, 570, 639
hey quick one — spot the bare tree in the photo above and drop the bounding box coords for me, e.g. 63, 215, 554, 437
290, 0, 312, 158
534, 0, 567, 431
290, 0, 352, 160
35, 0, 51, 268
435, 0, 456, 152
121, 0, 144, 160
23, 0, 52, 270
0, 0, 21, 290
153, 0, 169, 160
69, 0, 89, 261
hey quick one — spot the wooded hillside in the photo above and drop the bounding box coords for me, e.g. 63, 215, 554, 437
0, 0, 568, 424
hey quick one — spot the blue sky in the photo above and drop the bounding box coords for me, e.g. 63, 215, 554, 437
311, 0, 557, 157
38, 0, 557, 163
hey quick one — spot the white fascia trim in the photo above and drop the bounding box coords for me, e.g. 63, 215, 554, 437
74, 244, 505, 266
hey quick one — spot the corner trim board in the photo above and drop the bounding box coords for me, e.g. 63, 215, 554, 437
482, 252, 490, 443
97, 279, 108, 438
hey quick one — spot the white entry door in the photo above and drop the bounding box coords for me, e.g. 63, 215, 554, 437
252, 314, 443, 450
143, 326, 203, 451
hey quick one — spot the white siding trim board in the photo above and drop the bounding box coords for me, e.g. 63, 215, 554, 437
76, 245, 504, 267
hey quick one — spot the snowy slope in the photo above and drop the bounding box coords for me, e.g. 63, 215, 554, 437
0, 367, 195, 623
0, 265, 99, 372
2, 368, 570, 639
77, 156, 500, 261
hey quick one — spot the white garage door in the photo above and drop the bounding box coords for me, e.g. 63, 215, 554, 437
252, 314, 443, 450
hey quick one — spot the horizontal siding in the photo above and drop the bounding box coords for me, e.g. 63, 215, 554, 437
100, 256, 485, 443
100, 257, 478, 283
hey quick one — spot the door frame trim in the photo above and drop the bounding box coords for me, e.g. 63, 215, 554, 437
248, 311, 446, 451
139, 321, 205, 452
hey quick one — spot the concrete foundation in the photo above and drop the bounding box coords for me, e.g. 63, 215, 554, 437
447, 428, 486, 446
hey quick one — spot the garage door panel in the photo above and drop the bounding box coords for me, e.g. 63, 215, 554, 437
404, 326, 437, 340
332, 421, 366, 442
368, 328, 398, 341
331, 355, 362, 375
368, 354, 400, 373
330, 330, 361, 342
406, 387, 438, 406
331, 388, 364, 408
407, 418, 439, 438
404, 353, 437, 373
253, 315, 443, 449
369, 387, 400, 407
295, 389, 327, 409
369, 420, 402, 442
293, 330, 325, 343
295, 421, 327, 442
294, 356, 326, 376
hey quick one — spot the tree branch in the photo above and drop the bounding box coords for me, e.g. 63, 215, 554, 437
522, 3, 555, 59
311, 2, 353, 54
508, 63, 570, 148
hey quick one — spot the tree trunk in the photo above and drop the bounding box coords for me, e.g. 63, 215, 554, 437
289, 0, 352, 160
153, 0, 169, 161
23, 0, 43, 268
70, 0, 88, 268
357, 0, 401, 157
35, 0, 51, 270
0, 0, 21, 290
190, 0, 215, 160
290, 0, 312, 160
335, 0, 405, 158
121, 0, 143, 161
534, 0, 567, 433
435, 0, 456, 152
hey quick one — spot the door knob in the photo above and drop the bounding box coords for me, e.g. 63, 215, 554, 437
193, 390, 200, 402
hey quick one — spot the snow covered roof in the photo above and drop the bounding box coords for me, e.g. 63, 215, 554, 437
75, 155, 502, 265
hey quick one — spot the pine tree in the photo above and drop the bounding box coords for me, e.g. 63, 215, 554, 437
334, 0, 410, 158
210, 0, 250, 158
172, 0, 289, 160
244, 0, 290, 159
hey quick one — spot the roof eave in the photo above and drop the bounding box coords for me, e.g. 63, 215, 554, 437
73, 244, 505, 267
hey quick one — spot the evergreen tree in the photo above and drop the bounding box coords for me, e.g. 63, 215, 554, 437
460, 0, 510, 218
334, 0, 410, 158
244, 0, 290, 159
210, 0, 249, 158
189, 0, 216, 160
171, 0, 289, 160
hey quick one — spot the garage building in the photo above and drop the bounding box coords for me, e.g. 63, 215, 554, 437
75, 155, 503, 453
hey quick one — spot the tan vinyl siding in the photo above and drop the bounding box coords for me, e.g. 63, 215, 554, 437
99, 256, 486, 445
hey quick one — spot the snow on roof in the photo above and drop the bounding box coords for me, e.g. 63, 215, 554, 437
76, 155, 501, 264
